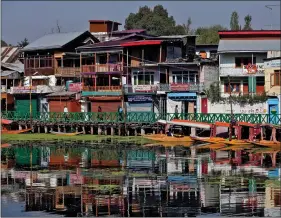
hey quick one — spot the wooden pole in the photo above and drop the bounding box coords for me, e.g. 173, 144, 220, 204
228, 75, 233, 141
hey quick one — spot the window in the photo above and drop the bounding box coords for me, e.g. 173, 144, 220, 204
26, 56, 53, 68
225, 83, 240, 93
172, 71, 198, 84
235, 57, 256, 68
134, 72, 154, 85
271, 70, 281, 86
167, 46, 182, 60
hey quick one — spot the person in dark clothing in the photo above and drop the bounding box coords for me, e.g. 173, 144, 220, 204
175, 105, 179, 119
98, 106, 103, 121
118, 106, 123, 121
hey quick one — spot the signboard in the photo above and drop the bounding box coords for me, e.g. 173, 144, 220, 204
243, 64, 264, 75
69, 173, 83, 185
264, 59, 281, 68
11, 86, 37, 94
128, 95, 152, 103
134, 85, 156, 92
170, 83, 189, 91
68, 83, 82, 92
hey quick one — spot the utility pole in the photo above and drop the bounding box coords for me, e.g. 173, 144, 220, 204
29, 74, 32, 128
228, 75, 233, 141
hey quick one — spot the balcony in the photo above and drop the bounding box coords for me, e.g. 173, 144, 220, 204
157, 83, 205, 92
83, 85, 122, 92
81, 64, 123, 73
55, 67, 80, 76
25, 67, 55, 76
220, 66, 264, 77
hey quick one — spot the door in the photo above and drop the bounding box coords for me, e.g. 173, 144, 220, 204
201, 98, 208, 114
269, 104, 278, 124
15, 99, 38, 116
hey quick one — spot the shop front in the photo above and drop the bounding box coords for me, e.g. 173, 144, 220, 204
126, 94, 154, 112
167, 92, 197, 115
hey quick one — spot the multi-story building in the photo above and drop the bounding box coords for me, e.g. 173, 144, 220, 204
218, 30, 281, 98
18, 31, 99, 114
76, 32, 153, 112
264, 51, 281, 116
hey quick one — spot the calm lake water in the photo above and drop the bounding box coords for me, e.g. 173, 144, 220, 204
1, 140, 281, 217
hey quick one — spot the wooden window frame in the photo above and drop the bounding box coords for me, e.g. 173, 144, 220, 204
270, 70, 281, 87
235, 57, 256, 68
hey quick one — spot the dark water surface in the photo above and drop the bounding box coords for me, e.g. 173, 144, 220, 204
1, 140, 281, 217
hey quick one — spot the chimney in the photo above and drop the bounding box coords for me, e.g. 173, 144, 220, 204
89, 20, 121, 33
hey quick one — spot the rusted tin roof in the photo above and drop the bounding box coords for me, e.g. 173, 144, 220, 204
1, 46, 21, 63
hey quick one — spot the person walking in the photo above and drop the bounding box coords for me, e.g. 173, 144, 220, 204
63, 106, 69, 121
175, 105, 179, 119
118, 106, 123, 121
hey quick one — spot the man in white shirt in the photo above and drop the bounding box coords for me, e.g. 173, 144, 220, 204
64, 106, 68, 121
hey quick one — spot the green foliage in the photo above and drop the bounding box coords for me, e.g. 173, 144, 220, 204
230, 11, 240, 30
195, 25, 228, 44
124, 5, 186, 36
183, 17, 194, 35
205, 82, 222, 103
17, 38, 29, 47
1, 40, 8, 47
243, 15, 252, 30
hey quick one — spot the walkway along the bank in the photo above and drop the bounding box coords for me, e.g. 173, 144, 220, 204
1, 111, 281, 135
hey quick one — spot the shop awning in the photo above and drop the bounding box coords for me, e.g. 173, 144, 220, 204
167, 92, 197, 101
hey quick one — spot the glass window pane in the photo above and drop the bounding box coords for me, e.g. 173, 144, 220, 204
176, 75, 182, 84
151, 75, 154, 84
138, 75, 144, 85
145, 75, 150, 85
183, 75, 189, 83
172, 75, 176, 83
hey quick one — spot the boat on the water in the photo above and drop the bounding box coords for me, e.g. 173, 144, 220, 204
143, 134, 193, 142
1, 128, 32, 134
190, 136, 225, 144
248, 140, 280, 147
50, 131, 83, 136
1, 119, 32, 134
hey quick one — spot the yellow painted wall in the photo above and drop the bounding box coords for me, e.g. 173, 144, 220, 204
264, 67, 281, 95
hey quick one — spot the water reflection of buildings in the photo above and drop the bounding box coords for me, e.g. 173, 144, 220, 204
1, 143, 280, 217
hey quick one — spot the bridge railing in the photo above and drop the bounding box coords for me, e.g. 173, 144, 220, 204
1, 111, 281, 125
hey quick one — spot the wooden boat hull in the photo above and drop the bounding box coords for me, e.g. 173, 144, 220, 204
50, 131, 83, 136
1, 143, 11, 148
144, 141, 192, 147
223, 140, 250, 146
143, 134, 193, 142
191, 136, 225, 144
249, 140, 280, 147
1, 128, 32, 134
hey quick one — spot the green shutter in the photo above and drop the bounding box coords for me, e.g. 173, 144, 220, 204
15, 99, 38, 116
248, 77, 256, 93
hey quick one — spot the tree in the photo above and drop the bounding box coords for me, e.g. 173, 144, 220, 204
243, 15, 252, 30
195, 25, 228, 44
183, 17, 194, 35
230, 11, 240, 30
1, 40, 8, 47
17, 38, 29, 47
124, 5, 186, 36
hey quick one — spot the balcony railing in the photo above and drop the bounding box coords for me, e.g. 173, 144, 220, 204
83, 85, 122, 92
220, 67, 264, 77
81, 64, 123, 73
123, 83, 205, 94
55, 67, 80, 76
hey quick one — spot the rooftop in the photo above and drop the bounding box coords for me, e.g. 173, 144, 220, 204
219, 30, 281, 37
89, 20, 122, 25
1, 46, 21, 63
22, 31, 98, 52
112, 29, 146, 35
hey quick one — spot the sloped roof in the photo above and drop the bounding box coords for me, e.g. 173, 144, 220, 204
218, 39, 281, 53
22, 31, 98, 52
112, 29, 146, 35
1, 62, 24, 73
1, 46, 21, 63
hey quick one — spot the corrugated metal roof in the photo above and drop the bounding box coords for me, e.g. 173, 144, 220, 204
46, 91, 77, 97
1, 71, 19, 77
218, 39, 281, 52
157, 35, 197, 39
1, 46, 21, 63
1, 62, 24, 73
22, 31, 91, 52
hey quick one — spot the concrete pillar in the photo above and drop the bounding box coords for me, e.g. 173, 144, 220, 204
90, 126, 94, 135
58, 126, 61, 133
76, 126, 78, 133
118, 126, 121, 136
25, 125, 28, 129
37, 126, 40, 133
31, 126, 34, 133
135, 129, 138, 136
98, 127, 102, 135
153, 130, 155, 134
111, 127, 114, 136
82, 126, 86, 134
190, 128, 196, 136
127, 129, 130, 136
44, 126, 48, 133
64, 126, 66, 133
141, 128, 145, 135
19, 125, 22, 130
50, 127, 53, 132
